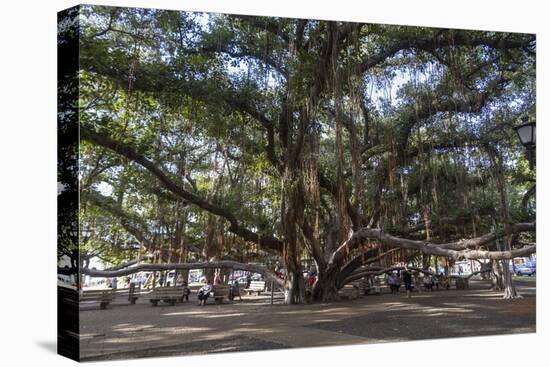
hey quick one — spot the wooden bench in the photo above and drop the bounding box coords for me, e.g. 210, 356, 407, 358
198, 285, 229, 305
212, 285, 229, 304
148, 286, 185, 306
244, 281, 265, 295
436, 276, 450, 290
452, 277, 469, 290
338, 284, 360, 300
126, 284, 144, 304
80, 289, 115, 310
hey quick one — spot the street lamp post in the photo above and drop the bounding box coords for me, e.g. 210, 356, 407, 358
513, 117, 536, 169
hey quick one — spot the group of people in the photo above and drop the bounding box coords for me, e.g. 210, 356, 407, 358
386, 268, 419, 298
197, 272, 245, 306
387, 270, 413, 296
387, 268, 450, 298
387, 273, 401, 293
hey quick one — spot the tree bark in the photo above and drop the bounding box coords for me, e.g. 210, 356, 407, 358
489, 147, 522, 299
490, 260, 504, 290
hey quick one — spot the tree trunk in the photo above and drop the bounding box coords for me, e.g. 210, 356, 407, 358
312, 271, 340, 301
282, 201, 305, 304
281, 163, 306, 304
284, 264, 305, 304
502, 259, 521, 298
491, 259, 504, 290
489, 147, 522, 299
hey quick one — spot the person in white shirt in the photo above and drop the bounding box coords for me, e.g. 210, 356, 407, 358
197, 280, 213, 306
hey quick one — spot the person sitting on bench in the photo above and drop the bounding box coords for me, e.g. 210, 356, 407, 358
423, 274, 434, 291
182, 281, 191, 302
388, 272, 400, 293
197, 280, 213, 306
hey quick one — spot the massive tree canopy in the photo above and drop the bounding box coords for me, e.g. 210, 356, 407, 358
70, 6, 536, 303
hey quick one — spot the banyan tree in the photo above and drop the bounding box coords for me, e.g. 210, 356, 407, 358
62, 6, 536, 303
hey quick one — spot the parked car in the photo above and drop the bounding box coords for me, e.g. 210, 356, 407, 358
515, 265, 536, 276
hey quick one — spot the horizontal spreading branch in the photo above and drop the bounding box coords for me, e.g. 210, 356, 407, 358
342, 266, 492, 287
81, 127, 283, 253
232, 15, 290, 45
328, 224, 535, 272
359, 31, 534, 74
81, 260, 284, 287
436, 222, 536, 249
195, 44, 286, 76
337, 248, 400, 287
103, 256, 153, 271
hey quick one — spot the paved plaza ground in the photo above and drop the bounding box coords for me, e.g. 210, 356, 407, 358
79, 279, 536, 361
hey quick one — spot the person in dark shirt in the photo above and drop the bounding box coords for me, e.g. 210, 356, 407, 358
230, 280, 242, 301
402, 268, 413, 298
182, 281, 190, 302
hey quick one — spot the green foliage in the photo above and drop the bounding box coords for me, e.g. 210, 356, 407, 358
76, 6, 535, 266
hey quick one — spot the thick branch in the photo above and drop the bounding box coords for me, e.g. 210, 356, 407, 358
359, 31, 535, 73
337, 248, 399, 287
83, 189, 150, 246
233, 15, 290, 45
82, 260, 284, 287
341, 265, 492, 287
81, 127, 283, 252
103, 256, 153, 271
197, 44, 286, 76
328, 223, 535, 271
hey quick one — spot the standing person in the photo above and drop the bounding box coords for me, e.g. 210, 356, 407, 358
245, 273, 252, 289
230, 280, 242, 301
423, 274, 434, 291
431, 274, 439, 290
402, 268, 413, 298
307, 272, 316, 289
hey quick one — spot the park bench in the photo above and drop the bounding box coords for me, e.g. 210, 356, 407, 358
198, 285, 229, 305
338, 284, 360, 300
126, 283, 144, 304
148, 286, 185, 306
436, 276, 450, 290
212, 285, 229, 304
351, 279, 379, 296
80, 289, 115, 310
244, 281, 266, 295
452, 277, 469, 290
367, 277, 383, 295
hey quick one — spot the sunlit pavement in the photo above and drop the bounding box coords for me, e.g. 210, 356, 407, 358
79, 279, 535, 361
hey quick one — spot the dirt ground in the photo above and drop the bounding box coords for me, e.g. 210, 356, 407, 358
79, 279, 536, 361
